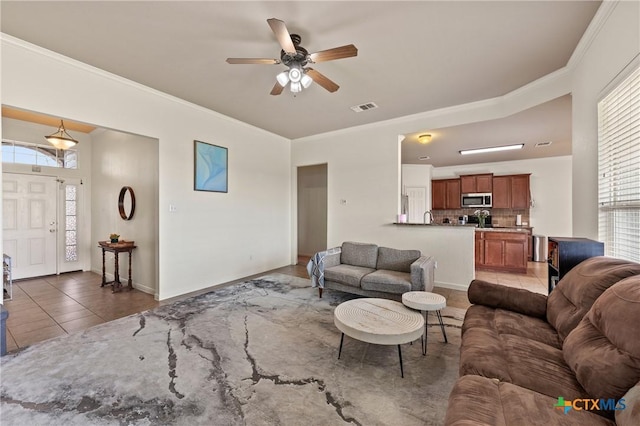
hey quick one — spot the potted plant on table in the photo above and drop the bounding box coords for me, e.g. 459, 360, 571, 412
110, 233, 120, 243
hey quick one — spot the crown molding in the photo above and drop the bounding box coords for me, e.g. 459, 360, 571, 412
567, 0, 619, 70
0, 33, 287, 142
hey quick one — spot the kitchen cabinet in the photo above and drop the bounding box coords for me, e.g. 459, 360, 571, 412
432, 179, 460, 210
475, 231, 528, 273
492, 174, 530, 209
460, 174, 493, 194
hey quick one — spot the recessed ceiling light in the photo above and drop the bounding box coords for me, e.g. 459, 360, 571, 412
535, 141, 553, 147
419, 156, 431, 161
459, 144, 524, 156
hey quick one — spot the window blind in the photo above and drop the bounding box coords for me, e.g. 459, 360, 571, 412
598, 64, 640, 262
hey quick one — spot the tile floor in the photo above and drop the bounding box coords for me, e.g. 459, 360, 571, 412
3, 261, 548, 353
3, 271, 158, 353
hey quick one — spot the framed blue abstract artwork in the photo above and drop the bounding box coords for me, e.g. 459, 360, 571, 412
194, 140, 228, 193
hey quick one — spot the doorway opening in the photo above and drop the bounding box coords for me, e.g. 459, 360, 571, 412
297, 164, 327, 264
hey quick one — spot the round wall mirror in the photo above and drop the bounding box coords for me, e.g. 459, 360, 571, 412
118, 186, 136, 220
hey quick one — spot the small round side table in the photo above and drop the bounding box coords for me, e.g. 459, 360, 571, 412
402, 291, 448, 355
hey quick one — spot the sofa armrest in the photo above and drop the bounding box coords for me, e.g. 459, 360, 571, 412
467, 279, 547, 318
323, 251, 341, 269
410, 256, 436, 292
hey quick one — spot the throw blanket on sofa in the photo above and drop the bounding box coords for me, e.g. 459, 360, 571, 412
306, 247, 341, 288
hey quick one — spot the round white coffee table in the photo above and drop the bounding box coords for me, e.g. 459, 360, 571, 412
402, 291, 448, 355
334, 298, 424, 378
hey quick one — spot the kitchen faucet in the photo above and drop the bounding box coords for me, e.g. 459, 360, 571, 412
423, 210, 433, 224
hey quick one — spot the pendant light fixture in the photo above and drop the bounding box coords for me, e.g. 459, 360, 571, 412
45, 120, 79, 150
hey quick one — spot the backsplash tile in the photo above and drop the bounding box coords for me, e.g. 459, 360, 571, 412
431, 208, 530, 227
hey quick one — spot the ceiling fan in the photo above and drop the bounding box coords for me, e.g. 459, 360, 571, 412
226, 18, 358, 95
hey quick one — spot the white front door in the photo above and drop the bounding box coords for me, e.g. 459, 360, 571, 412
3, 174, 58, 279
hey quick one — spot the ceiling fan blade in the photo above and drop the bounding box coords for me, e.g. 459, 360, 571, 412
306, 68, 339, 93
267, 18, 296, 54
226, 58, 279, 65
270, 82, 284, 96
309, 44, 358, 63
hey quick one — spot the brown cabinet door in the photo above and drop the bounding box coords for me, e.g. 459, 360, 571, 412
432, 180, 447, 210
461, 174, 493, 193
504, 240, 527, 270
483, 239, 505, 267
511, 175, 530, 209
476, 174, 493, 193
446, 179, 461, 209
492, 176, 510, 208
460, 176, 476, 194
475, 232, 484, 265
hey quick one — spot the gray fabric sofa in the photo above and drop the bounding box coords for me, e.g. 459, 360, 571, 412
319, 241, 436, 301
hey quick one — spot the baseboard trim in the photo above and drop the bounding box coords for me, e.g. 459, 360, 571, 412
435, 281, 469, 292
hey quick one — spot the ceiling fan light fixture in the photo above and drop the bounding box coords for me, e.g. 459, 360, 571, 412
418, 134, 432, 144
289, 67, 302, 83
301, 73, 313, 89
276, 71, 289, 87
45, 120, 79, 150
290, 81, 302, 93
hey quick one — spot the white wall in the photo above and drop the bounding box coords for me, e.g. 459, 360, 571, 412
90, 129, 158, 296
1, 35, 292, 300
571, 1, 640, 239
432, 156, 573, 238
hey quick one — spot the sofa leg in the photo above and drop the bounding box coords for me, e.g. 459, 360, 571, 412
319, 288, 323, 298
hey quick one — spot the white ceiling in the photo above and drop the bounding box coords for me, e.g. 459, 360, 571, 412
1, 1, 600, 166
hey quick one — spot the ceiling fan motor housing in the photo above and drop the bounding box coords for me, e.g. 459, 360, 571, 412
280, 34, 309, 66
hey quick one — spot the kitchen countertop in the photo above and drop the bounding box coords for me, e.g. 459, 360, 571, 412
393, 223, 531, 232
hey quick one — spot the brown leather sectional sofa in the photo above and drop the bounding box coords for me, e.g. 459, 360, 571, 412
445, 256, 640, 425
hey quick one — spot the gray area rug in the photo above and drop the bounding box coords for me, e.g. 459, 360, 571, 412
0, 274, 464, 425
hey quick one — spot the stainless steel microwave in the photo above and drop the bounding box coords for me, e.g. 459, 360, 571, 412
461, 193, 492, 208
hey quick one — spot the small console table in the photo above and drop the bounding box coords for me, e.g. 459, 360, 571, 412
98, 241, 136, 293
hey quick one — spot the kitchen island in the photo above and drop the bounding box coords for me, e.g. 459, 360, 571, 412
475, 228, 529, 273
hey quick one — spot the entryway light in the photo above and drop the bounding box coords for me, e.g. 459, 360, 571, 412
45, 120, 79, 150
459, 143, 524, 155
418, 134, 432, 144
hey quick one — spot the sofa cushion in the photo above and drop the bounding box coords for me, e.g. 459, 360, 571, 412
563, 276, 640, 403
376, 247, 421, 273
460, 321, 588, 400
324, 264, 375, 288
616, 380, 640, 426
445, 375, 615, 426
360, 270, 412, 294
462, 305, 561, 349
340, 242, 378, 269
547, 256, 640, 342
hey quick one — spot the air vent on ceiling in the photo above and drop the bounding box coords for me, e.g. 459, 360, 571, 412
535, 141, 553, 147
350, 102, 379, 112
419, 156, 431, 161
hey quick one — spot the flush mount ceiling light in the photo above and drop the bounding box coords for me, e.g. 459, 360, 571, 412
418, 134, 432, 144
45, 120, 79, 150
459, 143, 524, 156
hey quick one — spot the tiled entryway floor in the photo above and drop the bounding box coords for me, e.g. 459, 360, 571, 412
4, 271, 158, 353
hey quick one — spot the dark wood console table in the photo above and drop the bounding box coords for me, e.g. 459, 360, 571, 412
99, 241, 137, 293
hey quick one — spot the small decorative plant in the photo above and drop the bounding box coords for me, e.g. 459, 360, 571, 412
474, 210, 490, 228
110, 233, 120, 243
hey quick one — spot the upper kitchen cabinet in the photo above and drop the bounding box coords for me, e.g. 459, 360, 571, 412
460, 174, 493, 194
492, 174, 531, 209
432, 178, 461, 210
